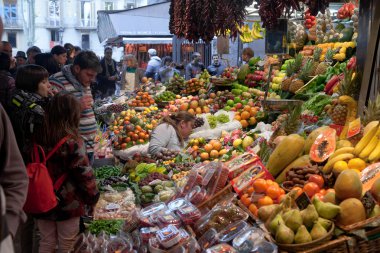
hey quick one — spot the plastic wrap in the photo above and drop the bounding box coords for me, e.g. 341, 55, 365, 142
197, 228, 218, 249
156, 225, 181, 248
175, 203, 201, 225
232, 227, 264, 251
217, 220, 250, 243
140, 227, 160, 243
189, 120, 242, 140
205, 244, 237, 253
168, 198, 190, 212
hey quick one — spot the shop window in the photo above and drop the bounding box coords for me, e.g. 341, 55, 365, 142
82, 34, 90, 50
51, 30, 59, 42
80, 1, 95, 27
126, 3, 135, 9
105, 2, 113, 10
7, 32, 16, 48
48, 0, 60, 26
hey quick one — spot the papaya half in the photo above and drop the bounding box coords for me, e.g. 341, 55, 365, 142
309, 128, 337, 163
304, 126, 330, 154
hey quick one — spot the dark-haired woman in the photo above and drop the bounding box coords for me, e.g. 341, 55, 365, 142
148, 111, 195, 155
37, 92, 99, 253
6, 64, 51, 253
34, 53, 61, 76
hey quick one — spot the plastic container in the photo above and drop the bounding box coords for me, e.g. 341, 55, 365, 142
197, 228, 218, 249
178, 229, 191, 244
140, 226, 160, 243
156, 225, 181, 249
157, 212, 182, 228
168, 198, 190, 212
252, 241, 278, 253
217, 220, 250, 243
205, 243, 237, 253
140, 202, 168, 226
148, 238, 166, 253
175, 203, 201, 225
186, 186, 207, 205
205, 165, 229, 197
181, 170, 198, 196
224, 151, 259, 179
232, 227, 264, 250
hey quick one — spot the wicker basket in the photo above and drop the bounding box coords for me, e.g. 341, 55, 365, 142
300, 236, 357, 253
355, 226, 380, 253
336, 215, 380, 232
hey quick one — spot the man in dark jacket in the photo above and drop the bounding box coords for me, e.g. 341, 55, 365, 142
97, 47, 118, 98
185, 52, 205, 80
0, 52, 15, 108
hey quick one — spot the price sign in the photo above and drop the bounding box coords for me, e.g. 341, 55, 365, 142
295, 192, 311, 210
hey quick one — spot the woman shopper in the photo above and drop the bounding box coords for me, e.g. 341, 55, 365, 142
120, 54, 144, 92
148, 111, 195, 155
37, 92, 99, 253
7, 64, 51, 253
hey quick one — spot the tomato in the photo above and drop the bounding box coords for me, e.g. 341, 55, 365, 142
247, 186, 255, 195
325, 188, 335, 194
258, 196, 273, 207
292, 187, 303, 198
241, 193, 251, 207
121, 143, 127, 149
249, 203, 258, 216
313, 193, 325, 201
308, 174, 324, 189
303, 182, 320, 198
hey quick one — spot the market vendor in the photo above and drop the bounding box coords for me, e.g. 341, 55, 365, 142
207, 54, 226, 76
185, 52, 205, 80
148, 111, 195, 155
241, 47, 254, 65
120, 54, 144, 92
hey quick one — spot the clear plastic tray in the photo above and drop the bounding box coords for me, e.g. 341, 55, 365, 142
217, 220, 250, 243
197, 228, 218, 249
205, 243, 237, 253
156, 225, 181, 249
232, 227, 264, 251
186, 186, 207, 205
140, 226, 160, 243
157, 212, 182, 228
175, 203, 201, 225
168, 198, 190, 212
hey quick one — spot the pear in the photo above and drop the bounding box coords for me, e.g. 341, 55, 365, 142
369, 205, 380, 218
275, 223, 294, 244
310, 222, 328, 240
282, 210, 293, 222
294, 225, 312, 244
285, 210, 303, 232
323, 192, 337, 204
317, 217, 333, 231
269, 213, 284, 234
301, 204, 319, 229
313, 197, 341, 219
258, 204, 279, 222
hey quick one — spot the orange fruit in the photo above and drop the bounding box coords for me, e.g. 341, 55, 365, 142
325, 188, 335, 194
241, 111, 250, 120
188, 108, 195, 115
204, 144, 213, 153
278, 194, 287, 203
195, 107, 202, 114
266, 180, 279, 188
319, 189, 326, 195
248, 203, 258, 216
253, 179, 268, 193
234, 115, 241, 121
250, 108, 258, 117
241, 193, 251, 207
200, 152, 209, 161
212, 141, 222, 151
292, 187, 303, 198
266, 185, 282, 199
209, 139, 217, 145
243, 105, 251, 112
210, 150, 219, 159
247, 187, 255, 195
258, 196, 273, 207
240, 120, 249, 128
192, 145, 199, 152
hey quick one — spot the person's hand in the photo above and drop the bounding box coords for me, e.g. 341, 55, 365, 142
10, 57, 16, 69
80, 94, 94, 110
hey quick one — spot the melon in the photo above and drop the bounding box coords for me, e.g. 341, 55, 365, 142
337, 198, 366, 226
310, 128, 336, 163
334, 170, 363, 201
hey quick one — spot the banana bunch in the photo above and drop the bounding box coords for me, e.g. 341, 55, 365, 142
238, 22, 264, 43
322, 147, 355, 173
354, 121, 380, 162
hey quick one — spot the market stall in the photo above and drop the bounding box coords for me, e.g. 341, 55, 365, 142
76, 0, 380, 252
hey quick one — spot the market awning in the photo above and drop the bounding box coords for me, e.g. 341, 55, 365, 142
97, 2, 171, 44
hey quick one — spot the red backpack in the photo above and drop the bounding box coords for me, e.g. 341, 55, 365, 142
24, 137, 69, 214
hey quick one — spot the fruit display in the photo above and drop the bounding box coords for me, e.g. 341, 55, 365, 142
182, 78, 205, 94
154, 91, 176, 102
153, 149, 180, 162
221, 67, 238, 80
127, 91, 155, 107
167, 73, 186, 94
304, 9, 316, 29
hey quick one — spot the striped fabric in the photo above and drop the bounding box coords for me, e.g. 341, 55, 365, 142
49, 71, 97, 154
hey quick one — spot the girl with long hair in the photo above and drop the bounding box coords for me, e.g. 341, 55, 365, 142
148, 111, 195, 155
37, 92, 99, 253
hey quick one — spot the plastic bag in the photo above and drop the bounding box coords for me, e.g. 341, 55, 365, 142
113, 143, 149, 160
189, 120, 242, 140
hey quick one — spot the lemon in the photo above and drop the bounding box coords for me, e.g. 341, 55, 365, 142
333, 161, 349, 174
347, 158, 366, 171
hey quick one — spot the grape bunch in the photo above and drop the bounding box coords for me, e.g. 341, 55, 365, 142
194, 117, 205, 129
138, 172, 170, 187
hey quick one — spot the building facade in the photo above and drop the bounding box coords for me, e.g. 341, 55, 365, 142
0, 0, 150, 56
